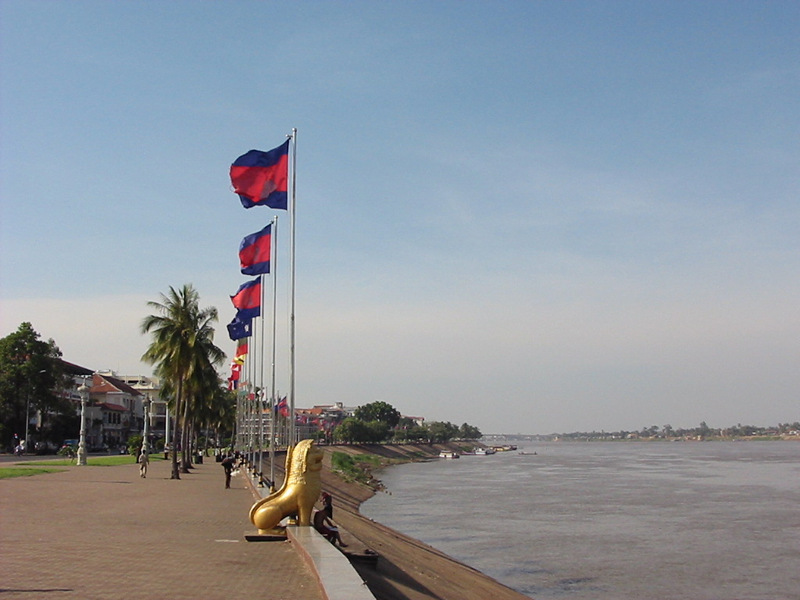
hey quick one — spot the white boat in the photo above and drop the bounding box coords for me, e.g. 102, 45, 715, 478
438, 450, 460, 459
474, 447, 495, 455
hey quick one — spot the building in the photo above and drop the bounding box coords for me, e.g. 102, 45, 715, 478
99, 372, 167, 442
86, 373, 143, 449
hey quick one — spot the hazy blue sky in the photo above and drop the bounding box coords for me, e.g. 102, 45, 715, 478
2, 1, 798, 434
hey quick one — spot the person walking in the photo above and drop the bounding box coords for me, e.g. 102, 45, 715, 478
221, 455, 235, 489
138, 447, 149, 478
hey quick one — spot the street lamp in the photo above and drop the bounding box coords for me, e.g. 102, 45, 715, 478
142, 395, 151, 456
24, 390, 31, 454
76, 380, 89, 466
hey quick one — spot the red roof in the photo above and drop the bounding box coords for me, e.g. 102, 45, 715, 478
91, 373, 141, 396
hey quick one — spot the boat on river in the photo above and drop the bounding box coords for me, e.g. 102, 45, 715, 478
438, 450, 460, 459
491, 445, 517, 452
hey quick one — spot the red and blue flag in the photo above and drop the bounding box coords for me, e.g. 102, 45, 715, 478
239, 224, 272, 276
230, 277, 262, 320
275, 396, 289, 418
230, 140, 289, 210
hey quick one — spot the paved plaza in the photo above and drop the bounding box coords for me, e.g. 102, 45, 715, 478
0, 456, 324, 600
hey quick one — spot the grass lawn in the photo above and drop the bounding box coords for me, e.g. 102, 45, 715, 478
0, 453, 167, 478
29, 455, 138, 467
0, 466, 66, 479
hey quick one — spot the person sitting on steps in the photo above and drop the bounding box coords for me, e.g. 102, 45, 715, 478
313, 506, 347, 547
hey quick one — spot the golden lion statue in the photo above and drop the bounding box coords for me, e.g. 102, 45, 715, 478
249, 439, 324, 534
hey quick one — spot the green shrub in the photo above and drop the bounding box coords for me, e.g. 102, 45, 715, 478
331, 451, 382, 485
125, 434, 143, 456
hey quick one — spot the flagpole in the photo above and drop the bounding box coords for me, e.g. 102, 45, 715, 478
258, 272, 266, 484
269, 215, 278, 491
288, 128, 297, 446
249, 310, 255, 470
243, 338, 251, 463
250, 306, 258, 472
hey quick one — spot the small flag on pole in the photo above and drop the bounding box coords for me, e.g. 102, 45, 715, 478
230, 141, 289, 210
235, 339, 248, 361
226, 313, 253, 341
275, 396, 289, 418
239, 223, 272, 276
228, 361, 242, 390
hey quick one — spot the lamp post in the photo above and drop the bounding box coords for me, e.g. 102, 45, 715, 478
142, 395, 151, 456
24, 389, 30, 455
76, 380, 89, 466
24, 369, 46, 453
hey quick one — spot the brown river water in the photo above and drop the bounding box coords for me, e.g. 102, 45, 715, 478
361, 441, 800, 600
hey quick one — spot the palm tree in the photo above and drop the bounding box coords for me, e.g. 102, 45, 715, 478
181, 349, 225, 471
192, 373, 234, 455
140, 285, 224, 479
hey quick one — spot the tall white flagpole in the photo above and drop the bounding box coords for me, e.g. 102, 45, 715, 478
288, 128, 297, 446
269, 215, 278, 491
247, 318, 255, 469
258, 267, 267, 482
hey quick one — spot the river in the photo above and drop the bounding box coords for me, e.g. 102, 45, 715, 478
360, 441, 800, 600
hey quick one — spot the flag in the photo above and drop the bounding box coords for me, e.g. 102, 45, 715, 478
230, 277, 262, 320
226, 313, 253, 341
275, 396, 289, 418
235, 340, 248, 361
239, 224, 272, 276
230, 140, 289, 210
228, 361, 242, 390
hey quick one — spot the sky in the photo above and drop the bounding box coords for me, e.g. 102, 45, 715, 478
1, 1, 798, 435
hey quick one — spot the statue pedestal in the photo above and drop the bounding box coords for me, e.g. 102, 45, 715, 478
244, 530, 286, 542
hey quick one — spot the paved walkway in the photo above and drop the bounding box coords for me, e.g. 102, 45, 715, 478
0, 456, 324, 600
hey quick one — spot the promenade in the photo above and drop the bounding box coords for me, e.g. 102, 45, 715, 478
0, 457, 323, 600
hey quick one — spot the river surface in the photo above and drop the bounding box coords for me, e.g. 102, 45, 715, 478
361, 441, 800, 600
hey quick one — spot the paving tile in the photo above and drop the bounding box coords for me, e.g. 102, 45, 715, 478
0, 457, 324, 600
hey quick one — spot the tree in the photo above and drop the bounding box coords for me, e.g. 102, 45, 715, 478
0, 322, 71, 449
640, 425, 659, 438
197, 380, 236, 449
364, 420, 391, 443
393, 422, 429, 442
354, 401, 401, 428
406, 425, 429, 442
334, 417, 369, 444
141, 285, 224, 479
426, 421, 459, 443
459, 422, 482, 440
180, 347, 225, 469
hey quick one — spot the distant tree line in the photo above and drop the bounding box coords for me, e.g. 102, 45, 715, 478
332, 400, 482, 444
545, 421, 800, 442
